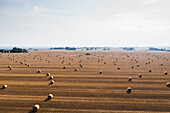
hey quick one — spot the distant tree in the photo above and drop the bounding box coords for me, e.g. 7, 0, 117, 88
65, 47, 76, 50
86, 48, 90, 50
10, 47, 28, 53
122, 47, 134, 51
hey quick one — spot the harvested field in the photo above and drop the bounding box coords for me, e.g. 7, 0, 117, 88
0, 50, 170, 113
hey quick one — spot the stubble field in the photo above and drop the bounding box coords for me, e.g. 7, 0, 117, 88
0, 50, 170, 113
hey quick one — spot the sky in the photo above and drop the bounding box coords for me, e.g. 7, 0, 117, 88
0, 0, 170, 47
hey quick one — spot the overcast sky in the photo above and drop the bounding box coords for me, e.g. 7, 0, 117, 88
0, 0, 170, 47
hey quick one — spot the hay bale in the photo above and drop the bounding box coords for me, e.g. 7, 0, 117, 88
139, 74, 142, 78
32, 104, 40, 112
128, 77, 132, 82
48, 94, 53, 99
167, 82, 170, 87
75, 68, 78, 71
2, 85, 7, 89
46, 73, 50, 76
99, 71, 103, 74
50, 76, 53, 80
126, 87, 131, 93
164, 72, 168, 75
37, 70, 41, 73
50, 80, 54, 84
61, 61, 64, 64
79, 64, 83, 67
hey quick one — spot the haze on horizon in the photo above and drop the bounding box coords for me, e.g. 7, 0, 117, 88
0, 0, 170, 47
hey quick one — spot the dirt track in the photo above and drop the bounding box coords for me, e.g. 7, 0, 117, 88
0, 50, 170, 113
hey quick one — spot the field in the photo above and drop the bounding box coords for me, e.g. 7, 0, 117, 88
0, 50, 170, 113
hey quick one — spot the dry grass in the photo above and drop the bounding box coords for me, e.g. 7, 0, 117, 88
0, 50, 169, 113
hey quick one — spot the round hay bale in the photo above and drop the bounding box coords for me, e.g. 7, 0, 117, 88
50, 80, 54, 84
48, 94, 53, 99
126, 87, 131, 93
75, 68, 78, 71
46, 73, 50, 76
164, 72, 168, 75
37, 70, 41, 73
32, 104, 40, 112
79, 64, 83, 67
167, 82, 170, 87
99, 71, 103, 74
2, 85, 7, 89
128, 77, 132, 82
139, 74, 142, 78
50, 76, 53, 80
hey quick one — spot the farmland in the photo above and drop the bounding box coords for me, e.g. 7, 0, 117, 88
0, 50, 170, 113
